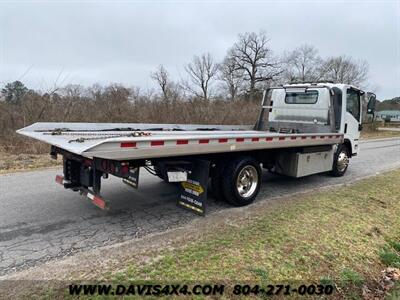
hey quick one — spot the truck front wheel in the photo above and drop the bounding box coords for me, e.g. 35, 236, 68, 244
222, 157, 262, 206
331, 144, 350, 177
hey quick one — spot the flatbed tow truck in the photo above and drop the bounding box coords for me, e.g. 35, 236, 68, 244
17, 82, 376, 215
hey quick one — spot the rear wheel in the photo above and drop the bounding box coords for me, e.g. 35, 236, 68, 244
222, 156, 261, 206
331, 144, 350, 177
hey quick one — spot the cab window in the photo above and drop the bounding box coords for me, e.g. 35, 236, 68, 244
285, 90, 318, 104
346, 89, 360, 121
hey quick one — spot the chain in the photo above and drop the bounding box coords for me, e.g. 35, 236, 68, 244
39, 129, 151, 143
67, 131, 151, 143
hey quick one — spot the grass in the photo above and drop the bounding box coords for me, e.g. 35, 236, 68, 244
389, 241, 400, 252
111, 171, 400, 281
104, 170, 400, 298
387, 282, 400, 300
360, 129, 400, 140
383, 122, 400, 128
379, 240, 400, 268
340, 269, 364, 286
380, 250, 400, 268
0, 151, 60, 173
379, 240, 400, 299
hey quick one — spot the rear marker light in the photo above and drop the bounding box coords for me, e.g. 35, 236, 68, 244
301, 136, 307, 140
121, 142, 136, 148
251, 137, 259, 142
266, 137, 273, 141
311, 136, 316, 139
279, 137, 286, 141
199, 139, 209, 144
290, 136, 297, 140
151, 141, 164, 146
236, 138, 244, 142
177, 140, 188, 145
218, 138, 228, 143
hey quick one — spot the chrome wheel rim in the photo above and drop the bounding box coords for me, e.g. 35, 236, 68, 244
236, 165, 258, 198
337, 151, 349, 172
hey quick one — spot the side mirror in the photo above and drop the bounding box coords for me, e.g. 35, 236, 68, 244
367, 93, 376, 115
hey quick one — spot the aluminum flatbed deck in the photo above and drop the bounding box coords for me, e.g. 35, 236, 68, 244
18, 122, 343, 160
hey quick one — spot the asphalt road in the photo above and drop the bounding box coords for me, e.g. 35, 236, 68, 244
0, 138, 399, 276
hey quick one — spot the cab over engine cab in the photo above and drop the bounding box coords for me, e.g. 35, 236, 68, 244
258, 83, 374, 158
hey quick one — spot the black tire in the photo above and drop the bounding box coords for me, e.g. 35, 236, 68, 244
221, 156, 262, 206
330, 144, 350, 177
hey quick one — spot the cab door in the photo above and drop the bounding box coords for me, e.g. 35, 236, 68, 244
344, 88, 362, 155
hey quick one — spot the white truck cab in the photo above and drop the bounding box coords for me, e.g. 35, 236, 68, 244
260, 82, 376, 158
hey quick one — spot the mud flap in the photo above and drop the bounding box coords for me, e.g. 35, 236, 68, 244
122, 167, 140, 189
177, 159, 210, 216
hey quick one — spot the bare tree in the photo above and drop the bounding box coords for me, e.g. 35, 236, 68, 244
151, 65, 170, 101
282, 44, 322, 82
229, 31, 281, 101
218, 56, 244, 101
319, 55, 369, 86
59, 84, 86, 122
183, 53, 218, 101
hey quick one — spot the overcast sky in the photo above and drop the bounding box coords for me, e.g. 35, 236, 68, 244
0, 0, 399, 99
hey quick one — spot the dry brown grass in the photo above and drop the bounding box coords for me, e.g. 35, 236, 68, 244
360, 130, 400, 140
0, 151, 60, 173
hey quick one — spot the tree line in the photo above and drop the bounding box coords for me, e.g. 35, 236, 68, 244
2, 31, 369, 105
152, 31, 369, 102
